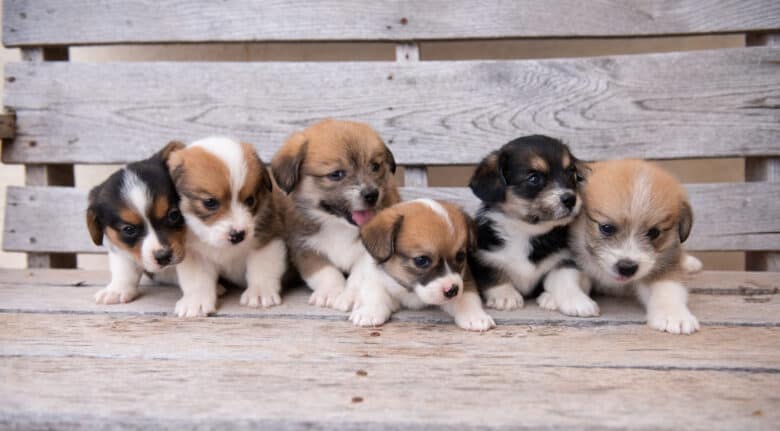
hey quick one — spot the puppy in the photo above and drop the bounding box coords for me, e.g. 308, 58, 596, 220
87, 142, 186, 304
166, 137, 288, 317
571, 159, 700, 334
468, 135, 598, 317
353, 199, 496, 331
271, 119, 400, 311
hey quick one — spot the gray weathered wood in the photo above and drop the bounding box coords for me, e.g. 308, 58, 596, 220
5, 182, 780, 254
404, 167, 428, 187
4, 47, 780, 165
4, 0, 780, 46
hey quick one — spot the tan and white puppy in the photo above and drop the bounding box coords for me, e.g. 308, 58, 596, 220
571, 159, 699, 334
353, 199, 496, 331
167, 137, 288, 317
271, 119, 399, 311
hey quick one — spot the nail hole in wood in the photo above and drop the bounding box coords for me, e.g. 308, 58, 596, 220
400, 17, 408, 25
29, 141, 37, 147
356, 370, 368, 377
369, 331, 381, 337
351, 396, 364, 404
6, 77, 15, 83
29, 237, 36, 244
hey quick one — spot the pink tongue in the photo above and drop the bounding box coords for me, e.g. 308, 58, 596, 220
351, 209, 376, 226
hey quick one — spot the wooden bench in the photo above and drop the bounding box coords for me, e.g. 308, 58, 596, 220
1, 1, 779, 429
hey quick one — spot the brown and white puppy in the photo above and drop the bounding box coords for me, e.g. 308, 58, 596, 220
167, 137, 288, 317
354, 199, 495, 331
271, 119, 399, 311
571, 159, 699, 334
87, 142, 186, 304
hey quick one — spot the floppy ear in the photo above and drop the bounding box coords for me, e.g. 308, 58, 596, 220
469, 151, 506, 203
360, 212, 404, 264
384, 144, 397, 174
271, 132, 307, 193
157, 140, 185, 162
85, 187, 104, 246
678, 200, 693, 243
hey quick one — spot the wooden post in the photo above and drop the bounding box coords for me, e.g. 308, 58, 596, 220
395, 42, 428, 188
20, 46, 77, 269
745, 33, 779, 271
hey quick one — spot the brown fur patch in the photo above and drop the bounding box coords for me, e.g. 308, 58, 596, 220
152, 196, 169, 220
105, 227, 142, 261
529, 156, 548, 172
562, 152, 571, 169
119, 208, 143, 226
169, 146, 232, 224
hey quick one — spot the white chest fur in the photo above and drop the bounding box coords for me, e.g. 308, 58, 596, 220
187, 231, 252, 285
304, 215, 367, 272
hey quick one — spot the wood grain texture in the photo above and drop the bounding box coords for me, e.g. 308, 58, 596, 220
4, 0, 780, 46
5, 182, 779, 254
3, 47, 780, 165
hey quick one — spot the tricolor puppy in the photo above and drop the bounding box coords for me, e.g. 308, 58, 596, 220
354, 199, 495, 331
571, 159, 699, 334
468, 135, 598, 317
271, 119, 399, 311
166, 137, 288, 317
87, 142, 186, 304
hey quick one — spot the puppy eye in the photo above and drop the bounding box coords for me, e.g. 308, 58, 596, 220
413, 255, 432, 268
244, 196, 256, 207
370, 162, 381, 172
167, 208, 183, 225
203, 198, 220, 210
598, 223, 617, 237
328, 170, 346, 181
575, 172, 585, 183
455, 251, 466, 263
121, 225, 139, 239
647, 227, 661, 240
526, 172, 544, 187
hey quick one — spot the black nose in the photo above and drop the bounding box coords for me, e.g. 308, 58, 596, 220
560, 192, 577, 210
444, 284, 459, 298
361, 188, 379, 206
616, 259, 639, 277
229, 230, 246, 245
154, 249, 173, 266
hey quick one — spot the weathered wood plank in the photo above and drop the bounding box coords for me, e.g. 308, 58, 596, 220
4, 0, 780, 46
0, 111, 14, 139
3, 47, 779, 165
1, 356, 777, 430
0, 278, 778, 327
5, 182, 779, 254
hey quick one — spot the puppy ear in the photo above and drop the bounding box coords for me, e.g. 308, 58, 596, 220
272, 132, 307, 193
678, 199, 693, 243
360, 212, 404, 264
166, 145, 186, 183
384, 144, 397, 174
469, 151, 506, 203
157, 140, 185, 162
86, 187, 104, 246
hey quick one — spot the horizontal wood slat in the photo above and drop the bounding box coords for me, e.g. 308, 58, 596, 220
3, 47, 780, 165
3, 0, 780, 46
5, 182, 780, 254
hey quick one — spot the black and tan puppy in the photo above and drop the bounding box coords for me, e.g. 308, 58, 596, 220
86, 142, 186, 304
271, 119, 400, 311
353, 199, 495, 331
468, 135, 597, 317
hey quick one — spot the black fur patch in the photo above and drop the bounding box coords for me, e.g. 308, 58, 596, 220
529, 226, 570, 263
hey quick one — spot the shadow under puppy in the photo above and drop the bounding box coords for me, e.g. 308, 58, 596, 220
166, 137, 289, 317
354, 199, 495, 331
571, 159, 700, 334
468, 135, 599, 317
87, 142, 186, 305
271, 119, 399, 311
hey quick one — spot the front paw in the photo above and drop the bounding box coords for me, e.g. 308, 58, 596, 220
454, 309, 496, 332
240, 285, 282, 308
537, 292, 600, 317
331, 288, 357, 312
647, 308, 700, 335
350, 305, 391, 327
174, 293, 217, 318
94, 285, 139, 305
484, 284, 524, 310
309, 285, 344, 308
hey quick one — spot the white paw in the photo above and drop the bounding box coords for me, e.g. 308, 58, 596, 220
350, 305, 392, 327
332, 288, 357, 312
240, 285, 282, 308
94, 285, 139, 305
454, 309, 496, 332
174, 293, 217, 318
309, 285, 344, 308
537, 292, 600, 317
647, 308, 700, 335
484, 285, 524, 310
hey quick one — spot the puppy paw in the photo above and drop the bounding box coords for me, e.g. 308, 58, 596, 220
454, 309, 496, 332
647, 308, 700, 335
94, 285, 139, 305
332, 288, 357, 312
174, 293, 217, 318
350, 305, 391, 327
537, 292, 600, 317
309, 285, 344, 308
240, 285, 282, 308
484, 284, 523, 310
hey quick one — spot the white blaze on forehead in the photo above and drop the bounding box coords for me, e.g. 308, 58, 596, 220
412, 198, 454, 233
121, 169, 152, 216
190, 136, 247, 200
629, 167, 652, 217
